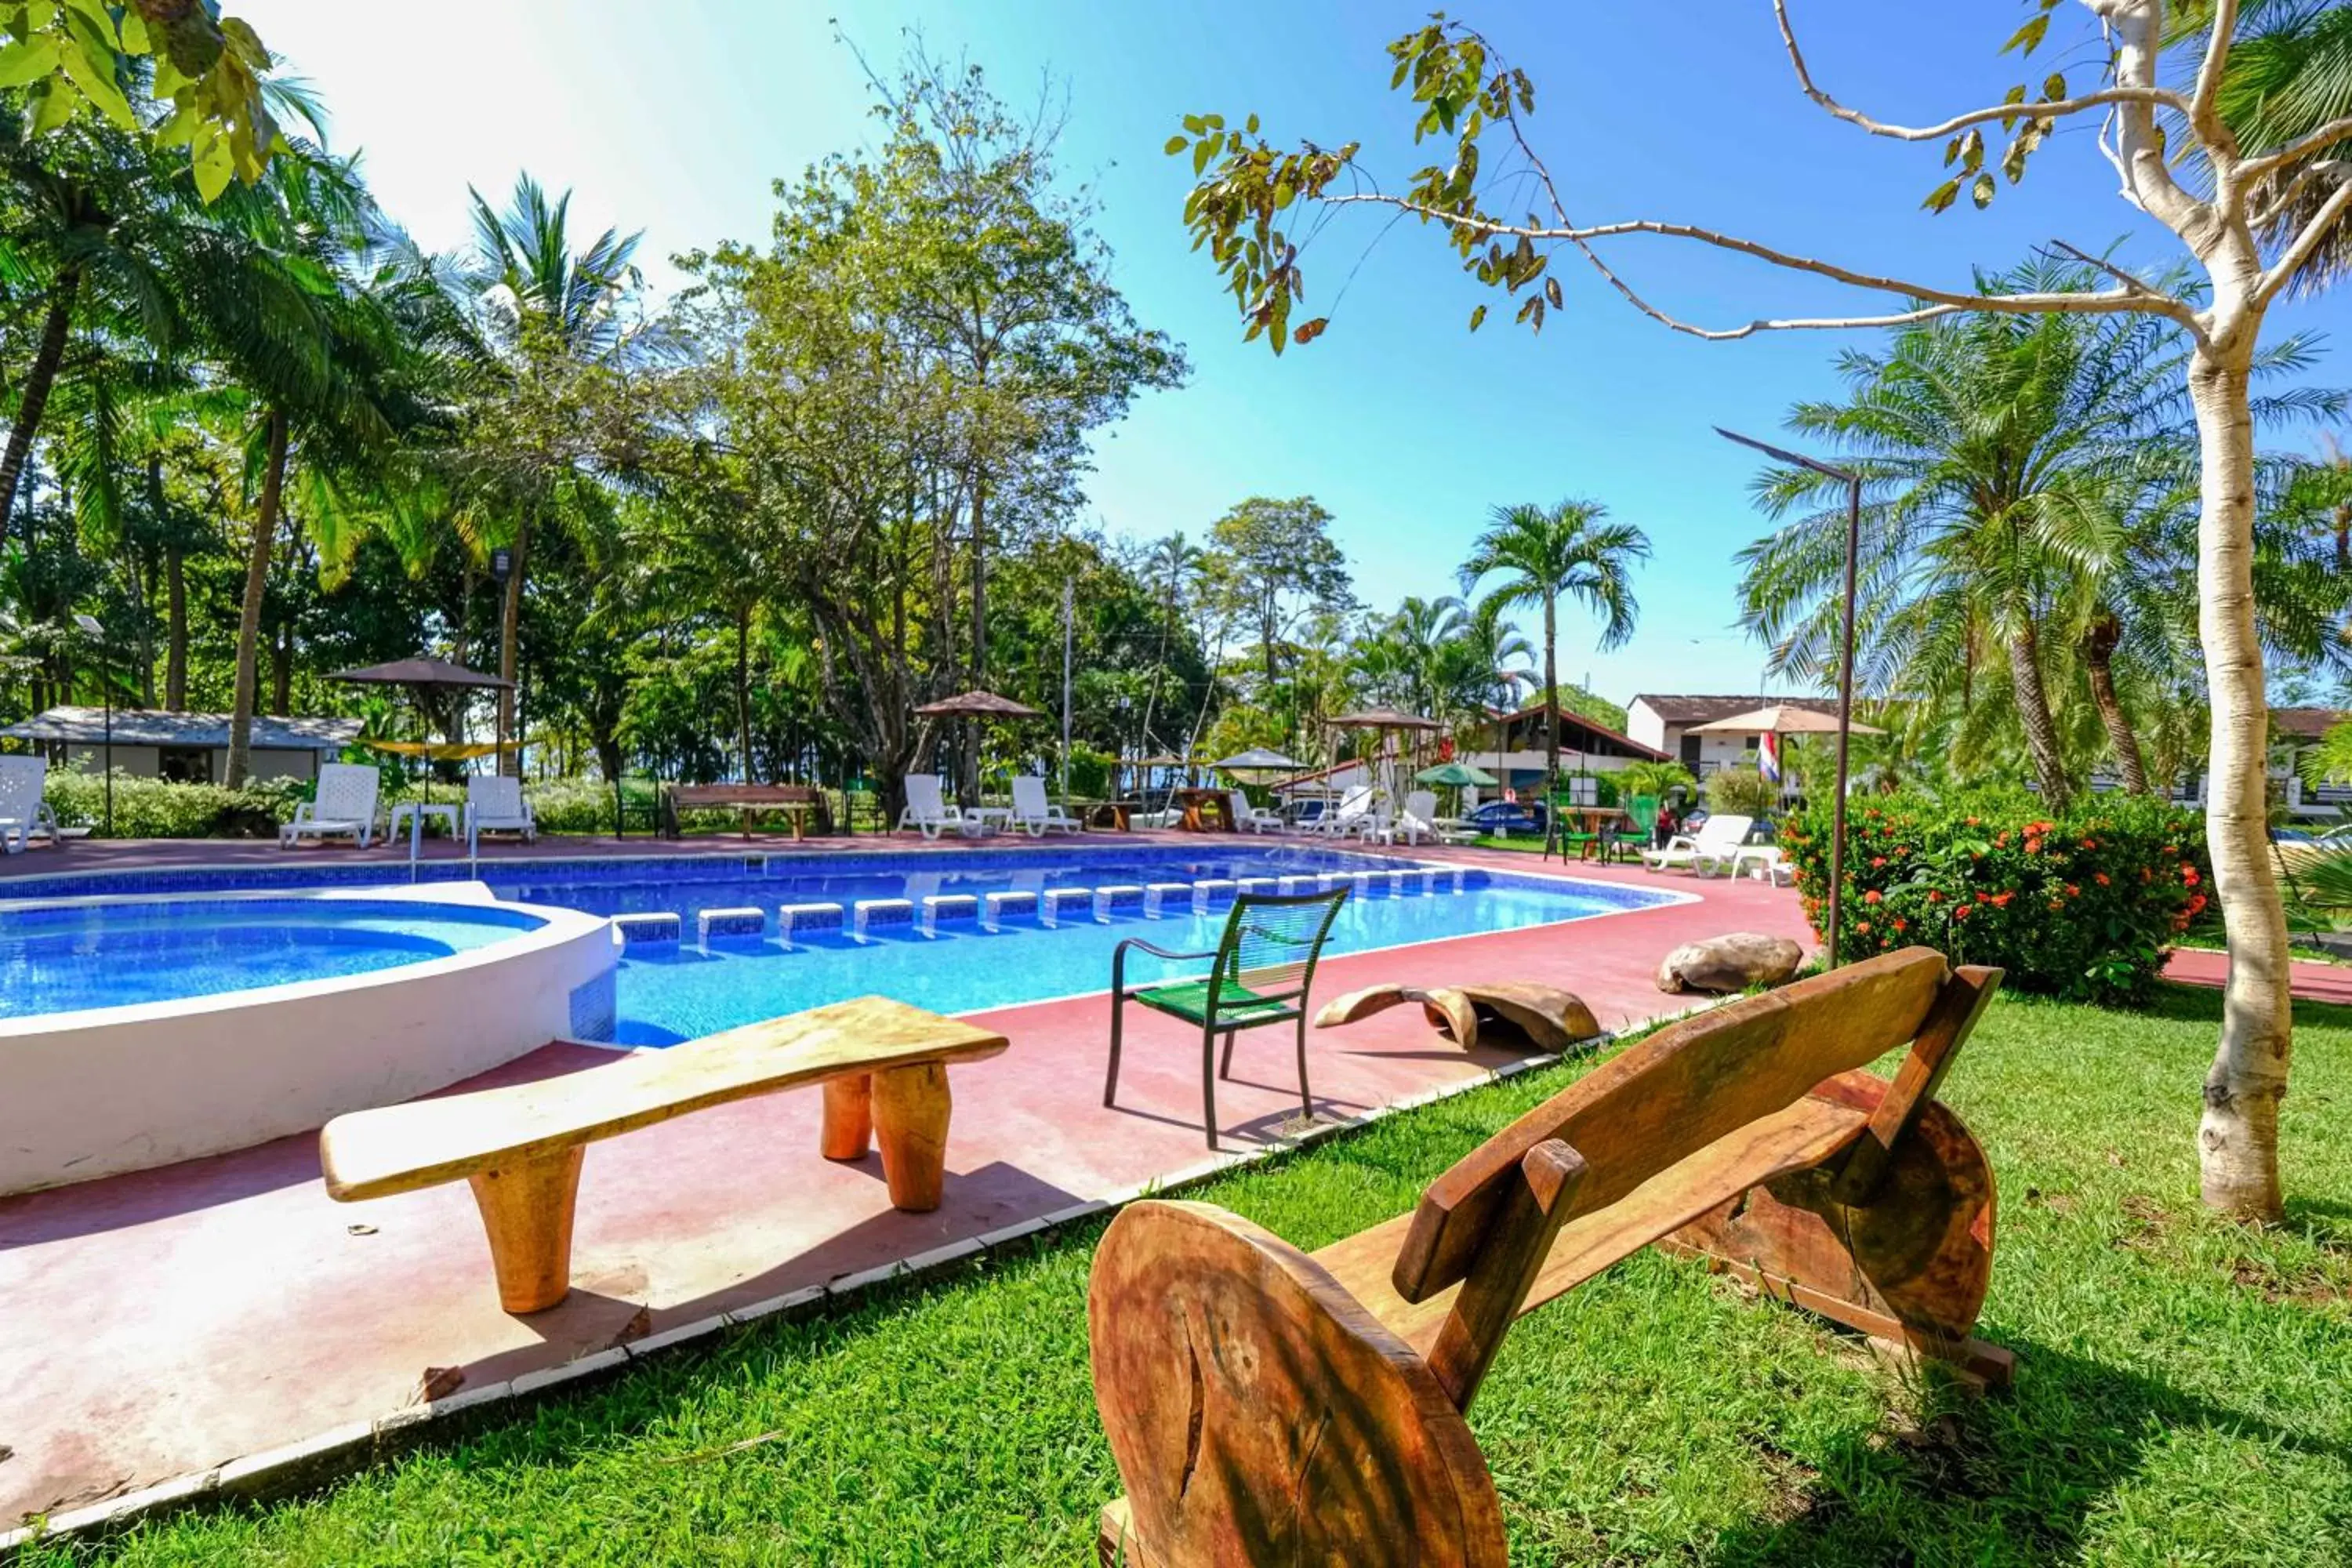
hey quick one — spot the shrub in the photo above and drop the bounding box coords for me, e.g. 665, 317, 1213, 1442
1779, 787, 2212, 1006
1705, 767, 1780, 820
523, 778, 667, 835
43, 771, 305, 839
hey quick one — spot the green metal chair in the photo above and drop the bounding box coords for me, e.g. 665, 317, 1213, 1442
1609, 795, 1661, 863
1105, 889, 1350, 1149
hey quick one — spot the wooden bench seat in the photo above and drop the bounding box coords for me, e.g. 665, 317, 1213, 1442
321, 996, 1007, 1312
1086, 948, 2007, 1567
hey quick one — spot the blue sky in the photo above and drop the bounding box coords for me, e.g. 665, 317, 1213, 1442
241, 1, 2352, 705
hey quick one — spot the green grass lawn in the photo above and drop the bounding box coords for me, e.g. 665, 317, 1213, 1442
26, 988, 2352, 1566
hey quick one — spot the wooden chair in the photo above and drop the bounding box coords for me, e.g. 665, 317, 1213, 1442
321, 997, 1007, 1312
1105, 889, 1350, 1149
1087, 948, 2006, 1566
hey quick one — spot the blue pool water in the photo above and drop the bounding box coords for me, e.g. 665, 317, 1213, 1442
0, 898, 546, 1018
0, 845, 1677, 1036
472, 844, 1672, 1046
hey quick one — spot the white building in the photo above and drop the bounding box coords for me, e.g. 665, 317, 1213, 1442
1626, 694, 1839, 777
1, 706, 361, 784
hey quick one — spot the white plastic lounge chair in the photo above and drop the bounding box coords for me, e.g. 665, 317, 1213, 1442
0, 754, 62, 853
465, 773, 538, 854
897, 774, 975, 840
1010, 775, 1083, 837
1395, 789, 1443, 847
1728, 842, 1797, 885
1228, 789, 1283, 834
1303, 785, 1374, 837
1642, 813, 1754, 874
281, 762, 383, 850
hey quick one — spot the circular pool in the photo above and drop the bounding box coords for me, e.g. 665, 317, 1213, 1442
0, 897, 550, 1018
0, 886, 618, 1195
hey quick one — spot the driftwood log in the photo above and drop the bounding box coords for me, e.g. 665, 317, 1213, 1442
1313, 981, 1603, 1053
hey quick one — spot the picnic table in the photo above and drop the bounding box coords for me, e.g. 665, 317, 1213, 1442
660, 784, 830, 840
1168, 787, 1233, 833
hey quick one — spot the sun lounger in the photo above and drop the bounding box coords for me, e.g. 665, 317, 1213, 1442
280, 762, 382, 850
1641, 813, 1752, 873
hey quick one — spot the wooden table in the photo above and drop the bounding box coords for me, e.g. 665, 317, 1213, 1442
1076, 800, 1134, 831
1169, 787, 1234, 833
1548, 806, 1626, 862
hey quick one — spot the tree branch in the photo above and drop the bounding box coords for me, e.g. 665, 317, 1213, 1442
1773, 0, 2187, 143
2256, 175, 2352, 304
2189, 0, 2241, 156
2040, 237, 2176, 299
2240, 114, 2352, 183
1317, 192, 2190, 328
2249, 158, 2352, 233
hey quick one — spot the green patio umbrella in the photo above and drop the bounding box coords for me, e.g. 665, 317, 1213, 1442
1414, 760, 1498, 788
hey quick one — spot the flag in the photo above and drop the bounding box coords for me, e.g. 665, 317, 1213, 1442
1759, 731, 1782, 783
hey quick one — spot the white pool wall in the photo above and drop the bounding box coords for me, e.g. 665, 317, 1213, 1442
0, 883, 616, 1196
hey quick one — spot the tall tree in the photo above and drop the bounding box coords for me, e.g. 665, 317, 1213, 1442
1167, 2, 2352, 1221
1203, 495, 1352, 715
1459, 499, 1646, 831
456, 172, 642, 775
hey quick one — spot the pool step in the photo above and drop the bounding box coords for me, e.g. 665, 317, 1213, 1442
1041, 887, 1094, 926
698, 906, 766, 944
983, 889, 1038, 928
921, 894, 979, 935
1235, 877, 1279, 898
778, 902, 844, 946
1190, 878, 1236, 913
852, 898, 915, 939
1091, 884, 1145, 920
614, 913, 681, 946
1143, 882, 1192, 916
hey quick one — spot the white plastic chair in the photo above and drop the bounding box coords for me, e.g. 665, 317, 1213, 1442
281, 762, 383, 849
1304, 785, 1374, 837
896, 774, 972, 840
1396, 789, 1442, 846
1010, 775, 1082, 837
465, 773, 538, 855
0, 754, 61, 853
1228, 789, 1283, 834
1642, 813, 1754, 873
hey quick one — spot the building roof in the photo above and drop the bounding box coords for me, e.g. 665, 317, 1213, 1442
2276, 706, 2349, 740
1493, 701, 1669, 760
1631, 693, 1840, 726
0, 707, 362, 752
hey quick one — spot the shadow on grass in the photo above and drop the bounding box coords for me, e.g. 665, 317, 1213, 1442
1696, 1334, 2352, 1566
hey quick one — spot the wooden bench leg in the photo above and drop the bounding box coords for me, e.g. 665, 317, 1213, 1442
467, 1146, 586, 1313
822, 1073, 874, 1161
871, 1062, 951, 1211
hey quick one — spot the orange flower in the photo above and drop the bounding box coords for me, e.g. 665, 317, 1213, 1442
1926, 890, 1944, 903
1857, 920, 1872, 934
2065, 884, 2080, 897
1953, 904, 1973, 920
2095, 872, 2111, 886
1864, 889, 1883, 904
1892, 917, 1908, 932
1871, 856, 1886, 869
2181, 864, 2200, 885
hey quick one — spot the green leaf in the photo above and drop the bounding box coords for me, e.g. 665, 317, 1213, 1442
1970, 172, 1996, 209
1192, 139, 1214, 177
2003, 13, 2050, 54
192, 136, 234, 202
28, 82, 72, 134
1163, 134, 1188, 156
1182, 114, 1204, 135
1245, 113, 1259, 135
0, 37, 59, 89
1922, 178, 1962, 215
2043, 72, 2067, 100
1468, 303, 1487, 332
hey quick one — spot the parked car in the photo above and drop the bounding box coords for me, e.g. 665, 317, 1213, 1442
1467, 800, 1547, 837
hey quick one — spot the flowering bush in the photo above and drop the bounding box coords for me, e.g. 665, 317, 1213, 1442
1778, 787, 2211, 1006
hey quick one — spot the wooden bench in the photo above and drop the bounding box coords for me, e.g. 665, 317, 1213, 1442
659, 782, 832, 839
319, 996, 1008, 1312
1086, 947, 2005, 1566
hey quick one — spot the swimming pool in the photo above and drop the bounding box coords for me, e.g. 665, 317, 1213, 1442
0, 897, 547, 1018
467, 844, 1679, 1045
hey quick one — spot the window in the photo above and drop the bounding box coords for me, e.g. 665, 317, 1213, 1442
158, 747, 212, 784
1679, 734, 1701, 766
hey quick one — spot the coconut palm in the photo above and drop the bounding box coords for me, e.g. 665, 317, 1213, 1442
454, 172, 644, 773
1457, 499, 1647, 809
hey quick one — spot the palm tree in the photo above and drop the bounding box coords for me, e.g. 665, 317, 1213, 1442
1740, 260, 2344, 804
456, 173, 642, 774
1458, 499, 1647, 815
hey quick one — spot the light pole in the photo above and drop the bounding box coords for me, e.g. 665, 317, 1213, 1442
72, 612, 111, 837
1715, 428, 1863, 969
489, 546, 514, 774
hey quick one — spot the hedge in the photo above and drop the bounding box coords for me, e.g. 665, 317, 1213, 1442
43, 771, 305, 839
1778, 787, 2212, 1007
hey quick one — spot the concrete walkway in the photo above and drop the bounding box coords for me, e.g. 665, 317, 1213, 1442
0, 844, 1806, 1529
2165, 946, 2352, 1007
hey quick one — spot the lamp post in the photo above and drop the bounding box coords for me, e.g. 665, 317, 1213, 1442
72, 612, 111, 837
1715, 428, 1863, 969
488, 546, 514, 773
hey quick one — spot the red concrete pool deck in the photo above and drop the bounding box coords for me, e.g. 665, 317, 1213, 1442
0, 845, 1807, 1530
2165, 946, 2352, 1006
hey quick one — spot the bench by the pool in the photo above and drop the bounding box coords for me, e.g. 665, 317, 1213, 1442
318, 996, 1011, 1312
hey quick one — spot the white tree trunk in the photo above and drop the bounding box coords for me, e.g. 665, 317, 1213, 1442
2188, 319, 2294, 1223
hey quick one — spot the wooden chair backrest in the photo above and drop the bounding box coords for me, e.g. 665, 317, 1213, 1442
1392, 947, 1953, 1302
